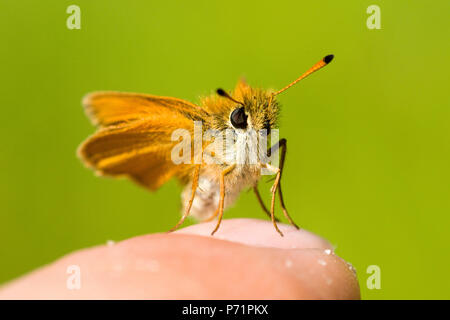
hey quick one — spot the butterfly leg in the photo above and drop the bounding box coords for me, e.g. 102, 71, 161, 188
211, 164, 236, 235
263, 163, 284, 236
253, 185, 280, 222
267, 138, 299, 229
276, 139, 299, 229
169, 165, 201, 232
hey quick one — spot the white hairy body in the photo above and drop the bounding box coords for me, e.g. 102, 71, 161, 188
182, 125, 269, 220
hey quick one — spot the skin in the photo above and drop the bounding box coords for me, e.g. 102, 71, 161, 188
0, 218, 360, 299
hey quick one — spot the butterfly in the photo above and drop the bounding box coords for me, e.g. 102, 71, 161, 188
78, 54, 334, 236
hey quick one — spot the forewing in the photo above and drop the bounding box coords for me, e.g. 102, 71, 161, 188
83, 91, 205, 127
79, 93, 200, 190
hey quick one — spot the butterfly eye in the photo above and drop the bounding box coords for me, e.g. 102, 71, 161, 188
230, 107, 248, 129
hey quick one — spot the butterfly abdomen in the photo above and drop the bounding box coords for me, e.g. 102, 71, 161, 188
181, 165, 260, 221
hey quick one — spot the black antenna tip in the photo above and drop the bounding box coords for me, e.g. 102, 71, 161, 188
216, 88, 227, 96
323, 54, 334, 64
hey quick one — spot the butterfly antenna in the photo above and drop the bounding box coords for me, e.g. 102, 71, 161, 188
273, 54, 334, 96
216, 88, 244, 106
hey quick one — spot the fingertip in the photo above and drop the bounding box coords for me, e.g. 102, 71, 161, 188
283, 249, 361, 299
176, 219, 360, 299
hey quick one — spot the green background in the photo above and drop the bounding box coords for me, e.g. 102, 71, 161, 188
1, 0, 449, 299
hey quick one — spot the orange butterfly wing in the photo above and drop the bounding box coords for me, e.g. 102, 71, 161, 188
78, 92, 204, 190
